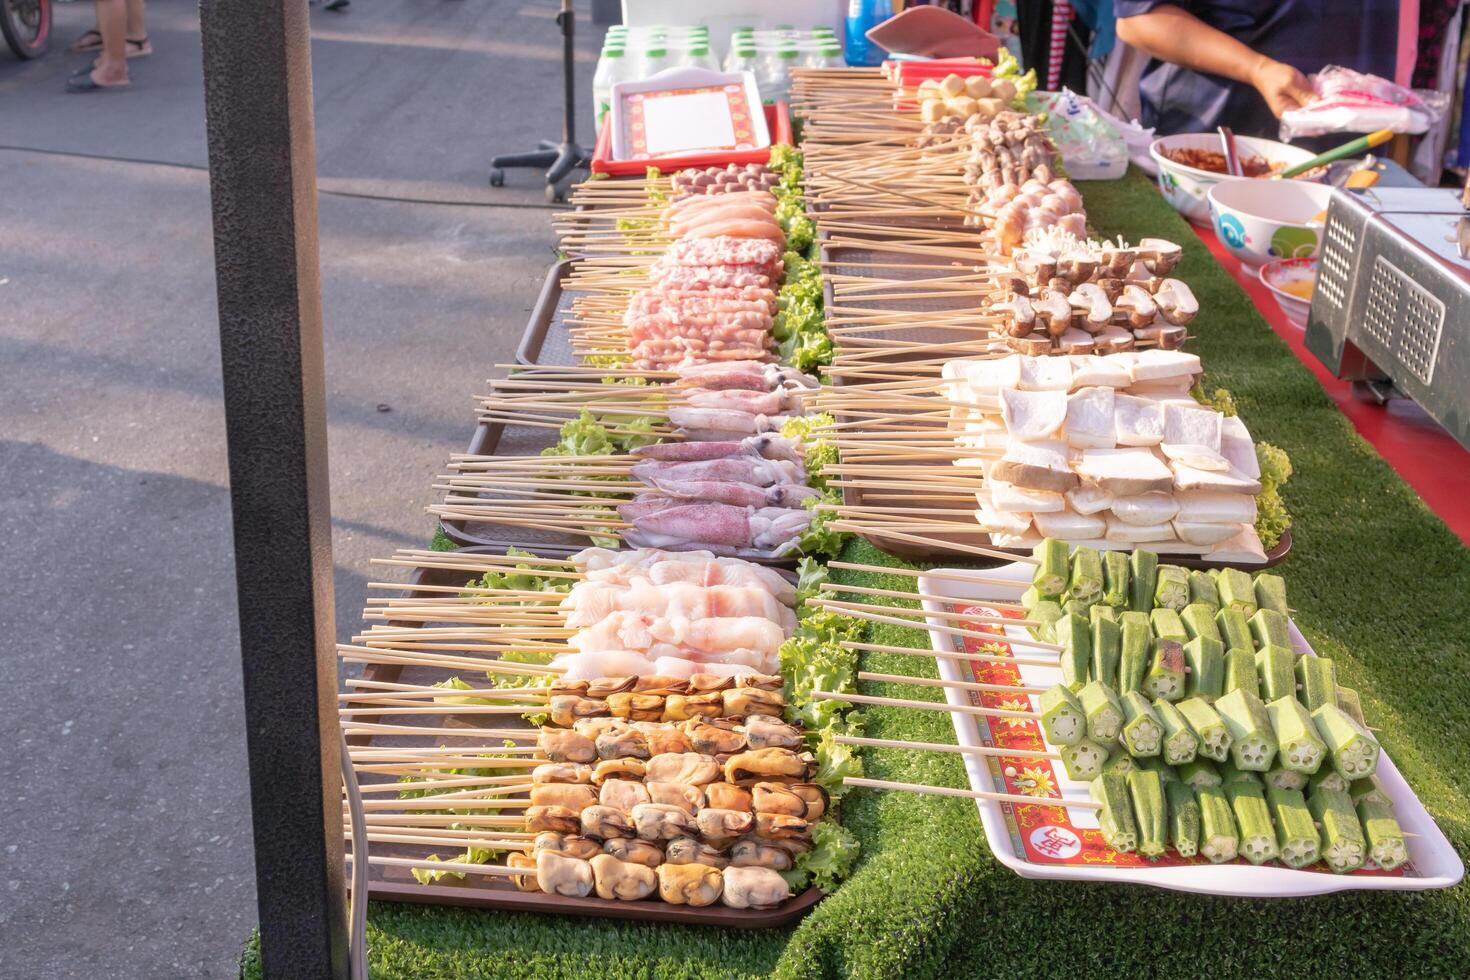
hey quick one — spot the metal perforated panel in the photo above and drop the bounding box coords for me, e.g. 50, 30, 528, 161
1317, 212, 1355, 310
1363, 256, 1445, 384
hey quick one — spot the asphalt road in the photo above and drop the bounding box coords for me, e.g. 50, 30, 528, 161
0, 1, 604, 975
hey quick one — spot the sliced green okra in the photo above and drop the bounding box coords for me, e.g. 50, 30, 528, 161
1102, 747, 1136, 778
1255, 645, 1297, 702
1223, 647, 1260, 699
1089, 604, 1118, 626
1216, 688, 1278, 772
1091, 772, 1138, 854
1177, 758, 1222, 791
1252, 572, 1289, 617
1118, 691, 1163, 758
1038, 683, 1087, 746
1357, 798, 1408, 871
1249, 608, 1292, 651
1153, 696, 1200, 765
1187, 570, 1220, 612
1078, 680, 1124, 743
1308, 786, 1365, 873
1307, 767, 1351, 797
1102, 551, 1130, 608
1176, 696, 1230, 762
1165, 780, 1201, 858
1216, 568, 1258, 617
1225, 782, 1280, 865
1056, 613, 1091, 690
1127, 768, 1168, 859
1064, 598, 1095, 618
1295, 655, 1337, 713
1068, 546, 1104, 606
1263, 764, 1308, 792
1348, 777, 1390, 807
1196, 786, 1239, 864
1153, 564, 1190, 610
1118, 612, 1150, 695
1144, 638, 1187, 702
1180, 603, 1222, 642
1219, 758, 1264, 790
1021, 585, 1042, 611
1335, 686, 1367, 727
1215, 607, 1253, 652
1184, 636, 1225, 703
1030, 600, 1065, 642
1031, 539, 1070, 600
1059, 738, 1109, 782
1128, 548, 1158, 613
1267, 786, 1321, 869
1149, 607, 1187, 643
1266, 695, 1327, 775
1090, 615, 1122, 689
1311, 703, 1380, 781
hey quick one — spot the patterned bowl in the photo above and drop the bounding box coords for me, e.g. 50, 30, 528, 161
1148, 133, 1323, 225
1206, 178, 1335, 269
1258, 256, 1318, 329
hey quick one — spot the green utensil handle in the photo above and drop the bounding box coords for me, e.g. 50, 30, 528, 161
1277, 129, 1393, 180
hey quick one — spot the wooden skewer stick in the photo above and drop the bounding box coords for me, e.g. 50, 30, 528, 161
828, 561, 1027, 589
808, 596, 1035, 629
814, 603, 1063, 654
843, 776, 1098, 811
344, 854, 520, 877
858, 671, 1046, 697
818, 581, 1024, 612
836, 733, 1056, 761
812, 689, 1039, 721
842, 640, 1058, 670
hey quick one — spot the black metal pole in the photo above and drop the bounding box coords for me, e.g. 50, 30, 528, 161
199, 2, 348, 977
560, 0, 576, 144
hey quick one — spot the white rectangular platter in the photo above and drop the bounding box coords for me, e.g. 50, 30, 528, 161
916, 561, 1463, 897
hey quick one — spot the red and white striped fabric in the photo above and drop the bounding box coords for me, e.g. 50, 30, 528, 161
1048, 1, 1073, 91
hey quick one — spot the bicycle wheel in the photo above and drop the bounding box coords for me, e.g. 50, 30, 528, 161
1, 0, 50, 60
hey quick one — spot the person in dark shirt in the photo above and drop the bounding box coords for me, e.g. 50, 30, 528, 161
1115, 1, 1400, 137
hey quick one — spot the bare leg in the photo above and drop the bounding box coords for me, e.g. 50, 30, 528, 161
92, 0, 129, 85
126, 0, 147, 39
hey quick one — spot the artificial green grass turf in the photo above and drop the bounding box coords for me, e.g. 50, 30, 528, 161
244, 169, 1470, 979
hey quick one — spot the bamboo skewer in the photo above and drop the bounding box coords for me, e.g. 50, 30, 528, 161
843, 776, 1099, 811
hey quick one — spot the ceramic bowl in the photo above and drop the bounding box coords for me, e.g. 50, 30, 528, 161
1148, 133, 1322, 225
1207, 178, 1334, 268
1258, 256, 1318, 329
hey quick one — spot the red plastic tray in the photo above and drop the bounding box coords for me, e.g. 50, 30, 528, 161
590, 102, 792, 177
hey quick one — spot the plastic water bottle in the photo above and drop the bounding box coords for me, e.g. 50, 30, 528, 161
727, 42, 758, 75
762, 45, 799, 104
812, 43, 844, 69
845, 0, 892, 67
685, 44, 719, 72
637, 45, 668, 81
592, 46, 626, 130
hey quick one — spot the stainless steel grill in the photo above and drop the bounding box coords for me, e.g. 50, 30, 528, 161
1304, 186, 1470, 450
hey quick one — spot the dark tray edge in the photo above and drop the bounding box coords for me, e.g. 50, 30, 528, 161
350, 550, 823, 927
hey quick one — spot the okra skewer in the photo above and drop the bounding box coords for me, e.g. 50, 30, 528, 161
1215, 607, 1253, 652
1091, 772, 1138, 854
1165, 779, 1201, 858
1216, 688, 1279, 772
1068, 546, 1104, 606
1309, 786, 1366, 874
1102, 551, 1130, 608
1184, 636, 1225, 702
1357, 797, 1408, 871
1153, 564, 1190, 610
1031, 539, 1070, 600
1118, 612, 1151, 695
1118, 691, 1163, 758
1312, 703, 1381, 781
1177, 758, 1223, 791
1091, 613, 1122, 689
1255, 645, 1296, 702
1187, 570, 1220, 611
1266, 786, 1321, 869
1078, 680, 1124, 744
1252, 572, 1289, 617
1153, 697, 1201, 765
1295, 656, 1337, 712
1128, 768, 1168, 859
1266, 696, 1327, 775
1128, 549, 1158, 613
1215, 568, 1258, 617
1223, 647, 1260, 699
1196, 785, 1239, 864
1224, 781, 1280, 865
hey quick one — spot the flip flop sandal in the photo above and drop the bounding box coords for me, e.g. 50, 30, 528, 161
69, 29, 103, 53
67, 73, 129, 93
124, 36, 152, 59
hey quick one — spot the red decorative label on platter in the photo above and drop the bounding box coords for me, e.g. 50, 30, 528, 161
950, 603, 1406, 876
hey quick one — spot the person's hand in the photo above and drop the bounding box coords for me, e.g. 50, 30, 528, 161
1250, 58, 1316, 118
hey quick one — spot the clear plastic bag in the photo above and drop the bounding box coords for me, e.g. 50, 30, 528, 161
1279, 66, 1435, 139
1028, 89, 1154, 180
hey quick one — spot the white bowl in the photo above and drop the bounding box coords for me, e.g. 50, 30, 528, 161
1207, 178, 1334, 268
1148, 133, 1322, 225
1258, 257, 1318, 329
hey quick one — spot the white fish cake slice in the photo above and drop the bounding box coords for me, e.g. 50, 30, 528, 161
1000, 388, 1068, 441
959, 357, 1022, 397
992, 530, 1045, 549
1017, 356, 1074, 391
1205, 526, 1270, 564
1163, 402, 1222, 452
989, 480, 1067, 513
1174, 489, 1258, 524
992, 439, 1078, 493
1220, 415, 1260, 479
1075, 447, 1175, 496
1104, 516, 1178, 544
1160, 443, 1231, 471
1110, 491, 1180, 526
1114, 394, 1166, 446
975, 505, 1033, 535
1066, 484, 1115, 515
1129, 349, 1202, 382
1172, 520, 1245, 546
1034, 508, 1108, 539
1064, 386, 1117, 449
1171, 461, 1262, 494
1070, 354, 1134, 389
